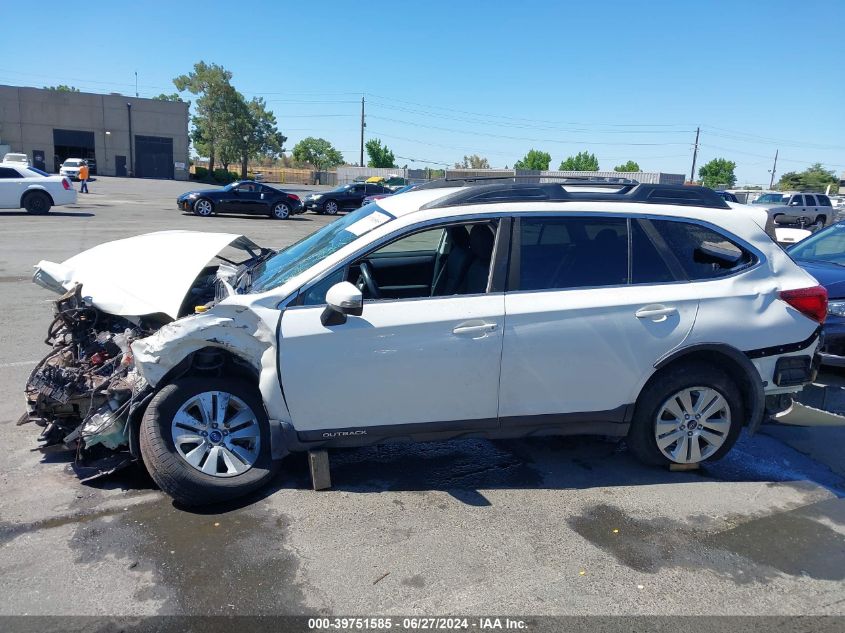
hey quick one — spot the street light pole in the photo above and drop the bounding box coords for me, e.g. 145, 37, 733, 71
126, 103, 134, 177
105, 131, 111, 176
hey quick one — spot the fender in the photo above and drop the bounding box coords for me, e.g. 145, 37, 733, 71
20, 186, 54, 207
654, 343, 765, 434
131, 305, 292, 456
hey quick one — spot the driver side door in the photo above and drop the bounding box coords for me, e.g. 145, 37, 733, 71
278, 220, 506, 437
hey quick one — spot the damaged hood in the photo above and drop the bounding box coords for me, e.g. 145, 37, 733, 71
33, 230, 259, 319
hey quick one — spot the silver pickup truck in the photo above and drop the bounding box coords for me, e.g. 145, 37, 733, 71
752, 191, 836, 229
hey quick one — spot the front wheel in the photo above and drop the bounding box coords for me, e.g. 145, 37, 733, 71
323, 199, 339, 215
139, 376, 278, 506
193, 198, 214, 217
271, 201, 291, 220
627, 362, 743, 467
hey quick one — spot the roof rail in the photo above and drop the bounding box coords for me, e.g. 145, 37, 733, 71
415, 174, 640, 189
418, 181, 730, 210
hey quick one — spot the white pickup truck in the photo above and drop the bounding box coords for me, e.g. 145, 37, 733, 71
752, 191, 836, 229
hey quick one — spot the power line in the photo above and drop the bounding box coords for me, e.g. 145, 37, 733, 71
368, 115, 691, 147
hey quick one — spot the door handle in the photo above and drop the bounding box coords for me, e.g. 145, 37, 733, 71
635, 305, 678, 320
452, 322, 498, 335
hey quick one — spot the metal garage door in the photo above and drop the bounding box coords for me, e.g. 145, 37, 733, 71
135, 135, 174, 179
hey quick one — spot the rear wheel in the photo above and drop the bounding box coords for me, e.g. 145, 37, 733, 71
140, 376, 278, 506
23, 191, 51, 214
271, 201, 291, 220
324, 199, 339, 215
193, 198, 214, 217
627, 362, 743, 467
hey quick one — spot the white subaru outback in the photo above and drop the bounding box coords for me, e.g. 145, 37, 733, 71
25, 179, 827, 505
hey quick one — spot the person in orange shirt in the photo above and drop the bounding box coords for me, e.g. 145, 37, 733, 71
79, 162, 89, 193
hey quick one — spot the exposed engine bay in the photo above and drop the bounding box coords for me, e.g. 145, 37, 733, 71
21, 231, 273, 480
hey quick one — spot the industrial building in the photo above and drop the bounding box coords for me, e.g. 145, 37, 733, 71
0, 85, 189, 180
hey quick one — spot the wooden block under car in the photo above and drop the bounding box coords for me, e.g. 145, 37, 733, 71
308, 449, 332, 490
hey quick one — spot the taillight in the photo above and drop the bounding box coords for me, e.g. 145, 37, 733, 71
62, 178, 71, 190
287, 193, 300, 201
779, 285, 828, 324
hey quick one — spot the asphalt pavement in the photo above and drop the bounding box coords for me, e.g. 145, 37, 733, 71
0, 177, 844, 616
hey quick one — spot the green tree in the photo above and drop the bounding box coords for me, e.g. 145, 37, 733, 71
173, 62, 235, 176
365, 139, 396, 168
292, 137, 345, 172
153, 92, 184, 101
454, 154, 490, 169
614, 160, 641, 172
698, 158, 737, 189
777, 163, 838, 192
218, 93, 287, 178
514, 149, 551, 171
559, 151, 600, 171
43, 85, 80, 92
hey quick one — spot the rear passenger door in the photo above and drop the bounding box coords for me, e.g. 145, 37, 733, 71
499, 215, 699, 425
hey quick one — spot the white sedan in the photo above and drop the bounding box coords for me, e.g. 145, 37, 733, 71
0, 163, 77, 214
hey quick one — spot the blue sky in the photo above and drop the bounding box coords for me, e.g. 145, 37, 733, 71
2, 0, 843, 184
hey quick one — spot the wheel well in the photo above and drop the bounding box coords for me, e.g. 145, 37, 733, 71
128, 347, 261, 460
646, 349, 756, 426
158, 346, 259, 387
21, 188, 54, 207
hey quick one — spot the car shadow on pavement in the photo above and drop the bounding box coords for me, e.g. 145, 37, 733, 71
179, 212, 313, 222
167, 428, 845, 514
0, 211, 95, 217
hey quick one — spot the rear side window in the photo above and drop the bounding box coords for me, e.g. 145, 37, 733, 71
650, 220, 754, 280
631, 221, 676, 284
515, 217, 628, 290
805, 194, 818, 206
817, 195, 832, 207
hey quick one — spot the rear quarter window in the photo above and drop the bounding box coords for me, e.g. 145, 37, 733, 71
650, 220, 755, 280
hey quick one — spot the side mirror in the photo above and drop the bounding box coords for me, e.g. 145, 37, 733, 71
321, 281, 363, 326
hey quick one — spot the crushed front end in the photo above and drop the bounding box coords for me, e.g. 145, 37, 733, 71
20, 285, 155, 480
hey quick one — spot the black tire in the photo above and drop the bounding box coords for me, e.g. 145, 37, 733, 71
271, 201, 291, 220
139, 376, 279, 506
23, 191, 52, 214
815, 215, 827, 226
323, 199, 339, 215
627, 362, 743, 467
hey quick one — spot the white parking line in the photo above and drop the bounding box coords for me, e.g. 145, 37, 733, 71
0, 360, 37, 369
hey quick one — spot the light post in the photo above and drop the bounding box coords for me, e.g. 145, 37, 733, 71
105, 131, 111, 176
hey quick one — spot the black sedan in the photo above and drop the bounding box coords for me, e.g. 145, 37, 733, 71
177, 181, 304, 219
788, 221, 845, 366
302, 182, 392, 215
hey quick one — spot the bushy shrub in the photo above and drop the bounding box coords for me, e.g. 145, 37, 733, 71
192, 166, 208, 180
212, 169, 238, 183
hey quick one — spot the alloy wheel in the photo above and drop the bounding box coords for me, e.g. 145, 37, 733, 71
324, 200, 338, 215
273, 202, 290, 219
170, 391, 261, 477
194, 199, 213, 216
654, 386, 731, 463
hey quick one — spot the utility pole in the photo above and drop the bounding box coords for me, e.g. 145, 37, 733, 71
689, 127, 700, 183
359, 96, 365, 167
769, 149, 779, 189
134, 71, 138, 98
